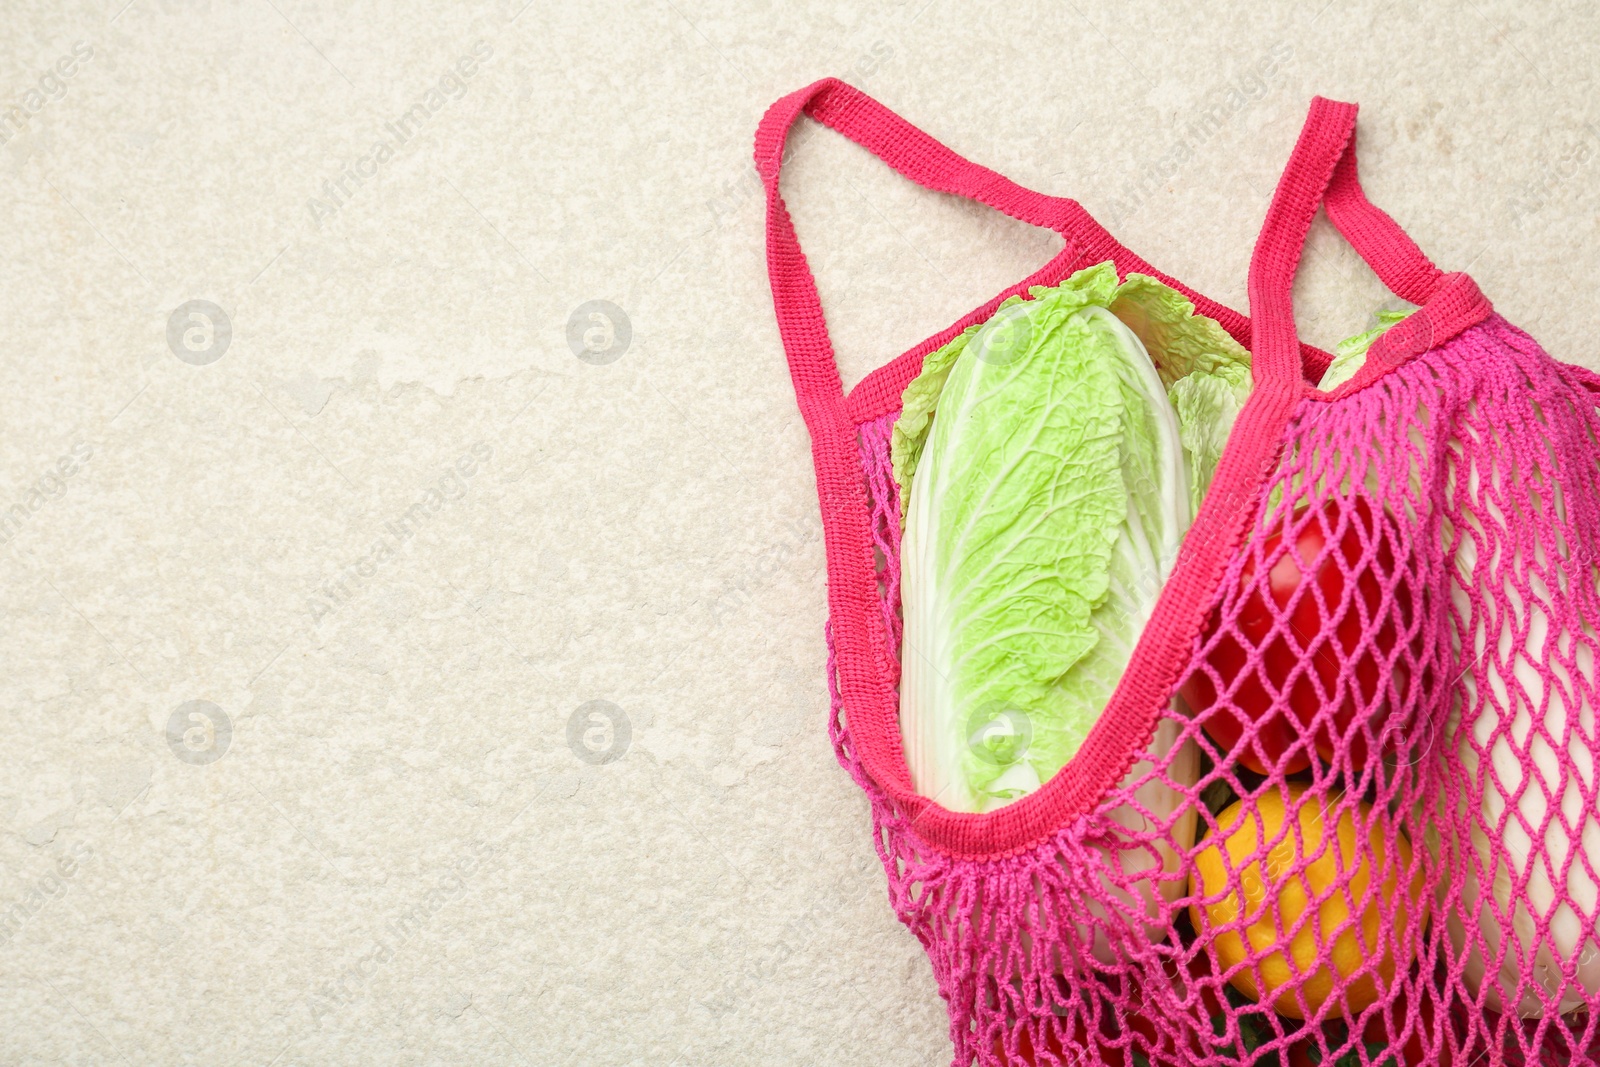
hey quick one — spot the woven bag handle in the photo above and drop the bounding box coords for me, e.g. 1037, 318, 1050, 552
1323, 129, 1445, 304
753, 78, 1092, 417
1249, 97, 1489, 392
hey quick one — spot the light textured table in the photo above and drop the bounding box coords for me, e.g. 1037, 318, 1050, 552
2, 1, 1596, 1064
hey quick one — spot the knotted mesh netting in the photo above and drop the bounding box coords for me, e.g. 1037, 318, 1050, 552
834, 314, 1600, 1066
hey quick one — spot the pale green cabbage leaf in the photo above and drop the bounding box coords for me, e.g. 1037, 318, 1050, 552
1316, 307, 1415, 391
895, 262, 1249, 812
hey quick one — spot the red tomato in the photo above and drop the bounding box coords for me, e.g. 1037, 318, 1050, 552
993, 954, 1342, 1067
1360, 991, 1454, 1067
1284, 1041, 1320, 1067
1181, 645, 1311, 775
1480, 1007, 1599, 1066
992, 960, 1231, 1067
989, 1002, 1194, 1066
1181, 497, 1409, 773
992, 1018, 1121, 1067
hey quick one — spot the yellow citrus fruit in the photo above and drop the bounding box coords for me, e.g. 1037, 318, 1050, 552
1188, 785, 1426, 1019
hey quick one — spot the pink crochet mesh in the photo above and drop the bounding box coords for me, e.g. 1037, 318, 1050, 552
759, 81, 1600, 1067
836, 317, 1600, 1067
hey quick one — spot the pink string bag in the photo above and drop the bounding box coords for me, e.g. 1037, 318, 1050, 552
758, 80, 1600, 1066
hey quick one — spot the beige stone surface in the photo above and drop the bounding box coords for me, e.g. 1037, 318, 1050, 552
1, 0, 1596, 1063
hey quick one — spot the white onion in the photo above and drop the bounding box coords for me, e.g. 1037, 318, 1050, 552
1447, 478, 1600, 1016
1072, 711, 1200, 964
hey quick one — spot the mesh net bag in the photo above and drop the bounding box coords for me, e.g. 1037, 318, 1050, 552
758, 80, 1600, 1066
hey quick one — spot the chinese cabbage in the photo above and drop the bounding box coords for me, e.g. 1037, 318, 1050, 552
894, 263, 1247, 812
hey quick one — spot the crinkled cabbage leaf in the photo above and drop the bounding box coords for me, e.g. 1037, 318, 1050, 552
893, 262, 1252, 811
